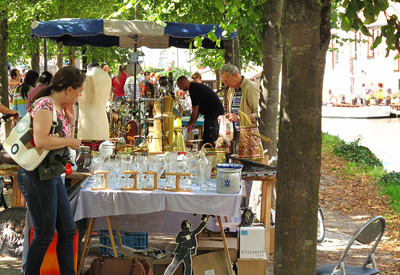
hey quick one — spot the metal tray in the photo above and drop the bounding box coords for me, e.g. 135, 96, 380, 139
229, 154, 277, 172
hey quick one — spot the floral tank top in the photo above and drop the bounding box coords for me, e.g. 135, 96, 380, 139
30, 97, 73, 137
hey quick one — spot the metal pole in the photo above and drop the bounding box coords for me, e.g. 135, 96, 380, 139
44, 39, 47, 72
133, 36, 138, 108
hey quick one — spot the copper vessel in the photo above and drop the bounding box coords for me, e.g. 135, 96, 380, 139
238, 126, 264, 161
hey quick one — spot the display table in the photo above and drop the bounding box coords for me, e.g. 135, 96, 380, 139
0, 169, 23, 207
71, 179, 241, 275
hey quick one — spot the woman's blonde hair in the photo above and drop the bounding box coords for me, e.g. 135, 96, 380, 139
116, 64, 127, 81
191, 71, 201, 81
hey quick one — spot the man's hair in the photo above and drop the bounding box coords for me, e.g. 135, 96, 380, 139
221, 64, 239, 75
177, 75, 189, 84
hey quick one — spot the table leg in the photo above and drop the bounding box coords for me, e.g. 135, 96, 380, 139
78, 217, 95, 275
261, 179, 274, 257
11, 175, 25, 207
111, 216, 123, 248
217, 216, 234, 275
105, 216, 118, 258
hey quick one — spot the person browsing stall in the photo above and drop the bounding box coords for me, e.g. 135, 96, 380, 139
176, 76, 224, 147
13, 70, 39, 117
191, 71, 202, 84
26, 71, 53, 110
111, 64, 128, 102
221, 64, 260, 207
17, 66, 84, 275
221, 64, 260, 124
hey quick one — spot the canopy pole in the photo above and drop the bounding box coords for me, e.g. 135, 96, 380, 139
133, 36, 138, 109
44, 39, 47, 72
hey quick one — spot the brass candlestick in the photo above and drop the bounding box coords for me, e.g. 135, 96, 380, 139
121, 170, 139, 190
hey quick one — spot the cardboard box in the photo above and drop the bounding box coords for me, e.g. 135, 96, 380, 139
192, 251, 230, 275
153, 257, 183, 275
237, 259, 267, 275
239, 227, 266, 259
198, 235, 238, 262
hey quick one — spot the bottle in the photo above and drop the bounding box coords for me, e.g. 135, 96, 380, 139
196, 149, 209, 190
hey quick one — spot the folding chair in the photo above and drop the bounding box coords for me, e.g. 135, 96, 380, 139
317, 216, 385, 275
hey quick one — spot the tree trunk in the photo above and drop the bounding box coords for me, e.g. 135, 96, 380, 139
260, 0, 283, 160
274, 0, 331, 274
223, 38, 241, 71
0, 8, 8, 107
57, 42, 63, 69
31, 39, 40, 73
68, 46, 75, 67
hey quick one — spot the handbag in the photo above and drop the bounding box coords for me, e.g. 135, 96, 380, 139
2, 97, 58, 171
89, 254, 152, 275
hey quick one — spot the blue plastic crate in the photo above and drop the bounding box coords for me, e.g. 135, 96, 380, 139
99, 230, 148, 256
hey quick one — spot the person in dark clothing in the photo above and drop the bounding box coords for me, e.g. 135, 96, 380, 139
177, 76, 224, 147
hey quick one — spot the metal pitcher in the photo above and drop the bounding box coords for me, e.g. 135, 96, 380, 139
238, 126, 269, 162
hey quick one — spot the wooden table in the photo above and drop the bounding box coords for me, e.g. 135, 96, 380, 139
0, 169, 23, 207
0, 170, 91, 208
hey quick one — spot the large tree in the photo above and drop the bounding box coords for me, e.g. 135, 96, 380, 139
274, 0, 331, 273
260, 0, 283, 160
0, 4, 8, 108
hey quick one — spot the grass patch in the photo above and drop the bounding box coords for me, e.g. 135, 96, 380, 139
322, 132, 399, 215
377, 172, 400, 213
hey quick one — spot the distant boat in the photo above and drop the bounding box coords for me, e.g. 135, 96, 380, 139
322, 104, 391, 118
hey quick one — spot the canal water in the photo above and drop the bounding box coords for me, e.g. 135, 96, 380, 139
322, 117, 400, 172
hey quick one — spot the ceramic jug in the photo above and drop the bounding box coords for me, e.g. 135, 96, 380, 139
216, 163, 243, 194
99, 140, 114, 158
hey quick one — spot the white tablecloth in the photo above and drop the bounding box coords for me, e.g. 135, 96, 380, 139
70, 178, 242, 233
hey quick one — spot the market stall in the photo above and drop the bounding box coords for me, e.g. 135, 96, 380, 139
31, 18, 237, 150
28, 19, 277, 275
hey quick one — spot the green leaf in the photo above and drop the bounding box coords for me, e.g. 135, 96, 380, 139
215, 1, 225, 13
371, 35, 382, 49
341, 16, 352, 31
208, 30, 217, 42
194, 36, 203, 48
361, 25, 371, 37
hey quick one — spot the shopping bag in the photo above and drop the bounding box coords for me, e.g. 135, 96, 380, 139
218, 115, 234, 141
2, 98, 58, 171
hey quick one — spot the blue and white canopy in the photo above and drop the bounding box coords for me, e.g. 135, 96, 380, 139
31, 18, 236, 49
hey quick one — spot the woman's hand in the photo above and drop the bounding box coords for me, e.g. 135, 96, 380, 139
68, 138, 82, 150
225, 113, 238, 122
63, 103, 76, 124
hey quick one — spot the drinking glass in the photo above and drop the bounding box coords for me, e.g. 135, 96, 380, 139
164, 152, 178, 190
